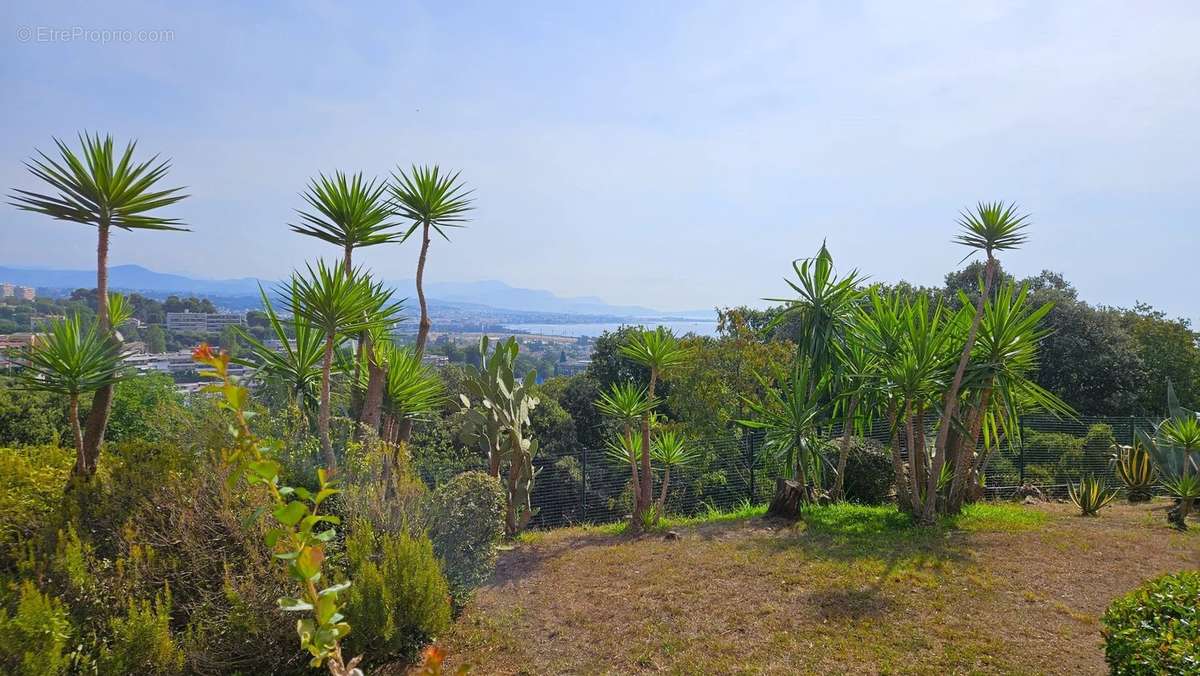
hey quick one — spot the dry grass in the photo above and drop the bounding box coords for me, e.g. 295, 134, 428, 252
439, 500, 1199, 675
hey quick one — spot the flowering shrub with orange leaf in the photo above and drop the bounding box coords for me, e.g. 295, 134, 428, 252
412, 645, 469, 676
193, 343, 362, 675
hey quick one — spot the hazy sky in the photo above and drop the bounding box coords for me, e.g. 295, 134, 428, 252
1, 1, 1197, 320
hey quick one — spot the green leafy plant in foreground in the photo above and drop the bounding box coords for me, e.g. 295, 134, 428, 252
1068, 474, 1117, 516
1102, 570, 1199, 675
193, 343, 361, 674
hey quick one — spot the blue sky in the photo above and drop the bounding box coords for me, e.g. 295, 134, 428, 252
1, 1, 1197, 321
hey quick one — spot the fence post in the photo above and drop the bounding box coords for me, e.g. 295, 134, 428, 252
1018, 415, 1026, 485
746, 432, 756, 503
581, 445, 587, 520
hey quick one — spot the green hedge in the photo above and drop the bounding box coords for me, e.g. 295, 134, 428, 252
1102, 570, 1199, 675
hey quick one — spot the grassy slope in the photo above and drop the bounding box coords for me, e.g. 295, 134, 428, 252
441, 501, 1199, 675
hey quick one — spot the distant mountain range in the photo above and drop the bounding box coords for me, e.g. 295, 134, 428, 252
0, 264, 713, 320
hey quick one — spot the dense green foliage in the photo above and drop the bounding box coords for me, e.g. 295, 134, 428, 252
427, 471, 506, 606
1102, 571, 1200, 675
826, 437, 894, 504
343, 521, 451, 665
0, 581, 72, 674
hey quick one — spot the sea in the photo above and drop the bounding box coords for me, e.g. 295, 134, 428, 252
503, 319, 719, 338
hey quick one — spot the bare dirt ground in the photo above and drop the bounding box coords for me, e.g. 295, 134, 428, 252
439, 501, 1199, 675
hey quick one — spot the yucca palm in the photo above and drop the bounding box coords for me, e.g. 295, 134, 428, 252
8, 133, 187, 474
650, 429, 697, 511
13, 315, 127, 475
281, 261, 404, 471
388, 165, 473, 357
766, 242, 865, 378
597, 382, 658, 500
377, 341, 445, 440
928, 202, 1030, 522
856, 290, 958, 514
739, 359, 830, 499
290, 171, 403, 431
620, 327, 692, 525
290, 171, 400, 269
235, 285, 327, 422
946, 283, 1071, 510
830, 337, 878, 500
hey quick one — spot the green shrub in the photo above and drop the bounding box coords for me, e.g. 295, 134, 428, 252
1102, 570, 1200, 675
830, 437, 894, 504
1023, 463, 1056, 486
0, 580, 73, 675
98, 592, 184, 675
0, 445, 72, 567
343, 520, 451, 665
0, 384, 65, 447
122, 461, 299, 674
1083, 423, 1117, 455
427, 471, 506, 605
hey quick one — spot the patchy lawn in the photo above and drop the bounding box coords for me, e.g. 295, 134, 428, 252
439, 501, 1199, 675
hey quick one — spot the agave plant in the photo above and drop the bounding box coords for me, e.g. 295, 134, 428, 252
1138, 381, 1200, 528
1069, 475, 1118, 516
1111, 442, 1156, 503
12, 315, 127, 475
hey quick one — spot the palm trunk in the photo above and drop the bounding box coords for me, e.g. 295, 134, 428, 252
624, 426, 641, 500
833, 392, 861, 500
635, 369, 658, 527
395, 224, 433, 449
69, 395, 85, 475
360, 356, 385, 431
927, 256, 996, 522
795, 432, 809, 497
949, 386, 992, 512
413, 223, 433, 356
885, 402, 910, 507
80, 221, 112, 477
905, 404, 921, 514
318, 333, 337, 472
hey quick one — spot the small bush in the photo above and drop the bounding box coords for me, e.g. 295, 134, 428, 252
343, 520, 452, 665
1102, 570, 1200, 675
98, 592, 184, 675
0, 581, 73, 675
829, 437, 894, 504
0, 445, 72, 567
427, 471, 506, 606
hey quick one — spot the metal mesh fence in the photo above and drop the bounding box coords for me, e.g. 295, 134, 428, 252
514, 415, 1159, 529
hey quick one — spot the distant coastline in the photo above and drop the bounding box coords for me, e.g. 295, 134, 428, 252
503, 318, 718, 338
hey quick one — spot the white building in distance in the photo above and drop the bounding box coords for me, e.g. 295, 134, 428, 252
166, 311, 246, 333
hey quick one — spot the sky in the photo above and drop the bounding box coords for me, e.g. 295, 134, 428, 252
0, 1, 1197, 321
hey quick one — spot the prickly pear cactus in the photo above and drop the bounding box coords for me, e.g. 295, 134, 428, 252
459, 336, 541, 535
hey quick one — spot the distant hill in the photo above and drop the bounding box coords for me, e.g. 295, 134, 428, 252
0, 264, 711, 319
